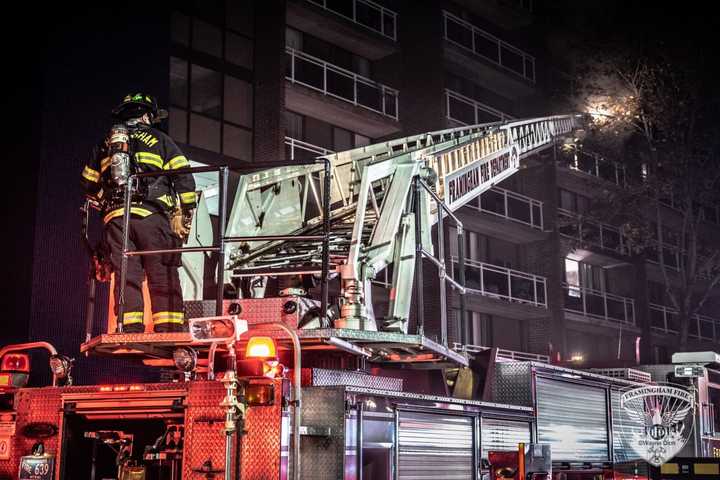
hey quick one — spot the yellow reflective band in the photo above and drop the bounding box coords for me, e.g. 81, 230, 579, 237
135, 152, 163, 169
152, 311, 184, 319
123, 312, 144, 325
103, 207, 154, 223
82, 166, 100, 183
157, 194, 175, 207
100, 156, 111, 172
164, 155, 189, 170
179, 191, 197, 204
152, 311, 185, 324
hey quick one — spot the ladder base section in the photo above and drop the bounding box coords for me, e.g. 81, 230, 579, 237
80, 328, 468, 368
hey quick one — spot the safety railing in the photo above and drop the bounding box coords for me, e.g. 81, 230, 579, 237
285, 47, 399, 120
86, 160, 333, 336
649, 303, 719, 342
563, 284, 635, 326
452, 343, 549, 363
285, 137, 334, 162
464, 186, 543, 230
557, 208, 627, 255
442, 11, 535, 82
451, 257, 547, 308
307, 0, 398, 41
562, 150, 627, 187
445, 89, 514, 126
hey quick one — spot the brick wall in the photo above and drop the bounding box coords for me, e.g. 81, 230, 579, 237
253, 0, 286, 164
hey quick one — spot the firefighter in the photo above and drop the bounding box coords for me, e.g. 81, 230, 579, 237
81, 93, 197, 333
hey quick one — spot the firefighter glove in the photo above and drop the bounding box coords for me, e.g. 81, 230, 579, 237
170, 206, 194, 241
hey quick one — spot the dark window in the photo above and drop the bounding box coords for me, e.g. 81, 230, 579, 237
224, 75, 253, 128
226, 32, 253, 69
193, 19, 222, 57
305, 116, 333, 150
190, 65, 222, 119
170, 57, 188, 108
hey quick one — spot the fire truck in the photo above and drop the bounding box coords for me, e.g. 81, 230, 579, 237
3, 114, 699, 480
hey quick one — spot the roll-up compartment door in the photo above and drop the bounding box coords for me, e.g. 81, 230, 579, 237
397, 410, 474, 480
481, 417, 532, 459
535, 376, 609, 462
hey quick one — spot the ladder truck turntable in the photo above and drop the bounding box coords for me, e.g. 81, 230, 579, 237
0, 114, 668, 480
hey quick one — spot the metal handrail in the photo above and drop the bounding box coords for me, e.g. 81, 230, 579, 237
557, 208, 627, 254
285, 47, 399, 119
100, 159, 333, 335
445, 89, 514, 126
563, 150, 627, 187
307, 0, 398, 41
442, 11, 535, 82
452, 256, 547, 308
649, 303, 719, 340
285, 137, 334, 160
463, 185, 543, 230
452, 343, 549, 362
562, 283, 635, 325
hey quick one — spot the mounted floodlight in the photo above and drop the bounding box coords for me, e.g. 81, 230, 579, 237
173, 347, 198, 372
245, 337, 277, 359
49, 354, 74, 380
189, 316, 248, 343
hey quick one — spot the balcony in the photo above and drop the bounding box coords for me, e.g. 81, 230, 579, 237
477, 186, 542, 229
285, 47, 401, 137
445, 89, 513, 126
453, 257, 547, 309
558, 208, 627, 257
561, 150, 627, 187
306, 0, 397, 41
442, 11, 535, 83
285, 137, 333, 162
650, 303, 719, 342
563, 284, 635, 327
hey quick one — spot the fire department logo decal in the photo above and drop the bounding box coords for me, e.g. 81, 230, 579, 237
618, 385, 694, 466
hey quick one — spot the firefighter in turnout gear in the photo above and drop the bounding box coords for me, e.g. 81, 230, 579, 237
81, 93, 197, 333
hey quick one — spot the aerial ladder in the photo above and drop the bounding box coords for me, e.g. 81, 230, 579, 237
213, 115, 580, 335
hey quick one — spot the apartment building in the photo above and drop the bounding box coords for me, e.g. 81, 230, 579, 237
29, 1, 718, 383
130, 0, 720, 362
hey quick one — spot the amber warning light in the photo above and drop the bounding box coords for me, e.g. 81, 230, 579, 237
98, 384, 145, 392
245, 336, 277, 359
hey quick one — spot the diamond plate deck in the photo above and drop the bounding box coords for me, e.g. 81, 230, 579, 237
82, 326, 468, 368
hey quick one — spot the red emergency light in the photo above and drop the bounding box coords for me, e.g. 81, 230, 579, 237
1, 353, 30, 373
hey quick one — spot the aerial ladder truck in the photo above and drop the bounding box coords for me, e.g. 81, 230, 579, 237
0, 115, 581, 480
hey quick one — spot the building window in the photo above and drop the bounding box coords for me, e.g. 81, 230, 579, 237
558, 188, 589, 213
192, 19, 222, 57
170, 8, 255, 160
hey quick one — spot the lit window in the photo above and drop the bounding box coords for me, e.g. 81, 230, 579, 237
565, 258, 580, 297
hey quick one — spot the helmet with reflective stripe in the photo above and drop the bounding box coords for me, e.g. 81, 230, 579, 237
112, 93, 167, 121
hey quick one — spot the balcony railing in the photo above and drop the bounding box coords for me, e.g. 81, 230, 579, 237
452, 343, 550, 363
285, 136, 334, 162
445, 89, 513, 126
285, 47, 399, 119
563, 284, 635, 326
650, 303, 719, 341
307, 0, 398, 41
557, 208, 627, 255
562, 150, 627, 187
464, 186, 543, 230
452, 257, 547, 308
442, 11, 535, 82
